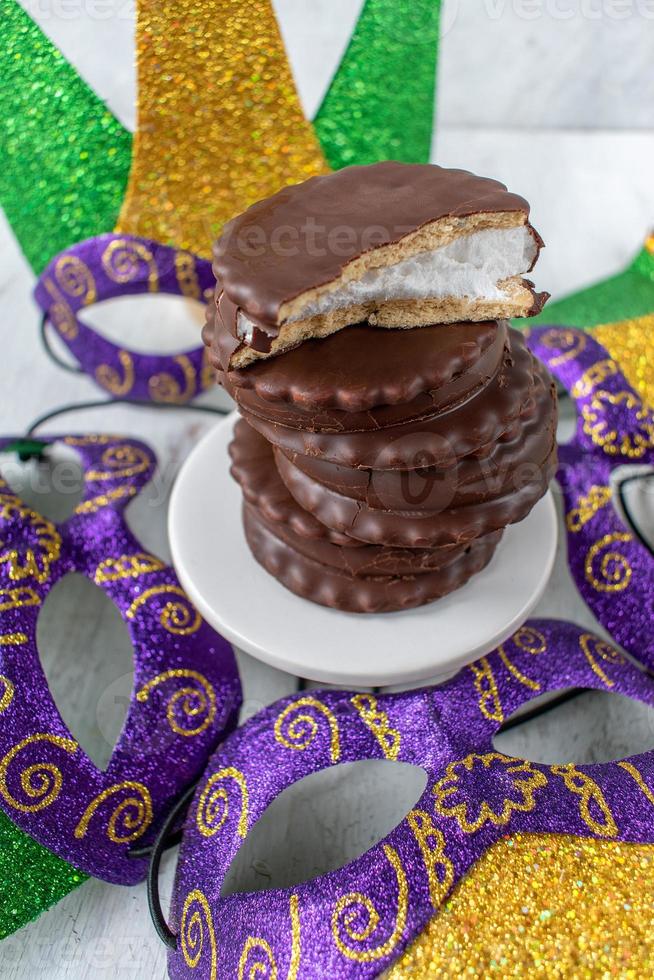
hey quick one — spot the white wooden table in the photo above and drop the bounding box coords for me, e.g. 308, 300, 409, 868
2, 2, 654, 975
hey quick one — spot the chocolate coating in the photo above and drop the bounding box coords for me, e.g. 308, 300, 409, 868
240, 329, 539, 470
218, 323, 508, 432
223, 320, 503, 412
245, 503, 470, 578
231, 421, 480, 575
243, 503, 502, 614
275, 438, 556, 548
282, 369, 557, 512
228, 418, 360, 547
213, 162, 538, 333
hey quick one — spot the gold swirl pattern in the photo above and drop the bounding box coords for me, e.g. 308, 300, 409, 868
43, 277, 78, 339
74, 781, 153, 843
581, 389, 654, 458
540, 328, 587, 366
181, 888, 217, 979
237, 897, 300, 980
0, 676, 15, 713
196, 767, 249, 839
125, 584, 202, 635
136, 669, 217, 737
579, 633, 625, 688
0, 733, 78, 812
0, 633, 28, 646
617, 761, 654, 807
94, 552, 165, 583
237, 938, 277, 980
469, 657, 503, 723
148, 354, 197, 403
585, 532, 633, 593
95, 349, 135, 397
274, 697, 341, 764
550, 764, 618, 837
287, 894, 301, 980
76, 486, 137, 514
85, 444, 151, 481
0, 586, 41, 612
0, 497, 61, 584
175, 251, 201, 299
351, 694, 401, 760
511, 626, 548, 656
64, 434, 116, 446
570, 358, 618, 399
54, 255, 97, 305
407, 809, 454, 909
331, 845, 408, 962
433, 754, 548, 833
497, 626, 547, 692
101, 239, 159, 292
566, 484, 613, 532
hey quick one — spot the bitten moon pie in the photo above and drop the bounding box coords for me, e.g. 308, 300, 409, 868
211, 162, 548, 369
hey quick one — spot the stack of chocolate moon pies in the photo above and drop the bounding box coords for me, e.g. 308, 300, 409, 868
204, 162, 557, 613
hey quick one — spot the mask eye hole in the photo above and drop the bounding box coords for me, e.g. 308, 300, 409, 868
613, 468, 654, 557
221, 760, 427, 897
37, 572, 135, 770
79, 294, 205, 354
0, 444, 84, 523
493, 688, 654, 765
556, 388, 577, 444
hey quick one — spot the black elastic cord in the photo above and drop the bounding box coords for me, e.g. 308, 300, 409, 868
144, 779, 200, 950
39, 314, 85, 374
616, 470, 654, 558
127, 827, 184, 861
26, 396, 228, 436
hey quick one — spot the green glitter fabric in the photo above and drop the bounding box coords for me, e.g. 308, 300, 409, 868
525, 243, 654, 329
0, 811, 86, 940
0, 0, 132, 273
314, 0, 441, 169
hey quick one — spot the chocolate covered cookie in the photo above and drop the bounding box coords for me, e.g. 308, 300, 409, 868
210, 162, 547, 368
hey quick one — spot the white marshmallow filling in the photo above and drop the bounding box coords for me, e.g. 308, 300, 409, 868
237, 225, 537, 342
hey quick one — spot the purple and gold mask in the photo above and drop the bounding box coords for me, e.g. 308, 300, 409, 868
33, 235, 215, 404
165, 618, 654, 979
0, 433, 241, 884
528, 325, 654, 669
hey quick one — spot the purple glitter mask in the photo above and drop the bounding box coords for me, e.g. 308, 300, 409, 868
0, 434, 241, 884
166, 618, 654, 979
528, 325, 654, 669
33, 235, 214, 403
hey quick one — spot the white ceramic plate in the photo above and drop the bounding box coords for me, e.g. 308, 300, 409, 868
169, 413, 558, 687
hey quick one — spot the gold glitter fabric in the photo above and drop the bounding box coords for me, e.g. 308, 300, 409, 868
593, 314, 654, 408
527, 238, 654, 331
385, 834, 654, 978
117, 0, 327, 256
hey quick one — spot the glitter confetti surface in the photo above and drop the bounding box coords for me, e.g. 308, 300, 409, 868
0, 811, 85, 940
594, 313, 654, 407
385, 834, 654, 978
314, 0, 441, 170
0, 0, 132, 273
527, 237, 654, 330
117, 0, 327, 257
